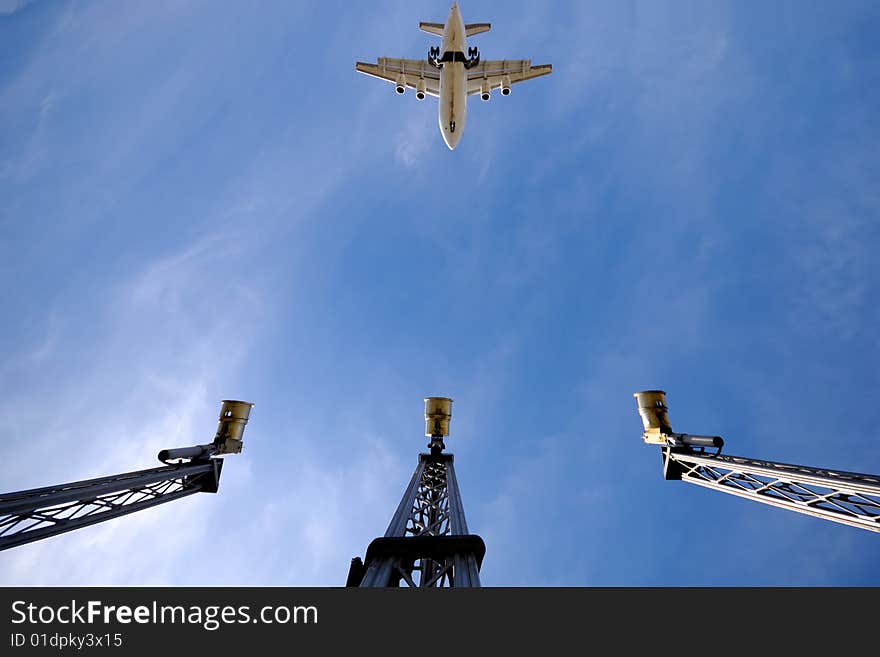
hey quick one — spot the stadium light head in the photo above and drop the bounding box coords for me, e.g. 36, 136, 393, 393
633, 390, 672, 444
213, 400, 255, 455
633, 390, 723, 451
424, 397, 453, 438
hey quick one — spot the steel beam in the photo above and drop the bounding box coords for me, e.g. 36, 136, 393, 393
634, 390, 880, 533
664, 448, 880, 532
0, 460, 222, 551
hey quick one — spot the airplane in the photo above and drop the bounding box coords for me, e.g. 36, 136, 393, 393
355, 2, 552, 150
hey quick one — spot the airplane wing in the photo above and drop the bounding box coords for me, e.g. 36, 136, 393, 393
465, 23, 491, 37
355, 58, 441, 97
466, 60, 552, 95
419, 22, 445, 36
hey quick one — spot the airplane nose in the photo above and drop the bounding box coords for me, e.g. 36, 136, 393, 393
442, 128, 460, 150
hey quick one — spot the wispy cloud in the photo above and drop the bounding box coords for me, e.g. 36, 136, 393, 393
0, 0, 35, 16
768, 141, 879, 341
228, 438, 407, 585
3, 0, 878, 588
394, 109, 435, 167
0, 229, 265, 584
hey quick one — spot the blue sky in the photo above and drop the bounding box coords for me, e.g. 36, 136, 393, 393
1, 0, 878, 586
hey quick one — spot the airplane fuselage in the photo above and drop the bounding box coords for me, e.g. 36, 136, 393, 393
356, 2, 553, 150
438, 4, 467, 149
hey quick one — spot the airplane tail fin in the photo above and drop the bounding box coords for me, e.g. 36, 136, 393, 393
419, 22, 445, 36
465, 23, 491, 37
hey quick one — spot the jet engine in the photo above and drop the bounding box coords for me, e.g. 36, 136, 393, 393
480, 80, 491, 102
395, 76, 406, 95
416, 79, 426, 101
501, 75, 511, 96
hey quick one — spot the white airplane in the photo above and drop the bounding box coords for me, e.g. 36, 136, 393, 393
355, 2, 552, 150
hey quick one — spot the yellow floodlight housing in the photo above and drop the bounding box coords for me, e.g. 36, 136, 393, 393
213, 400, 255, 455
633, 390, 723, 452
633, 390, 672, 445
424, 397, 453, 438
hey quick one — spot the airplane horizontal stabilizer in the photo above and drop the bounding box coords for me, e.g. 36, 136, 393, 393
465, 23, 491, 36
419, 22, 445, 36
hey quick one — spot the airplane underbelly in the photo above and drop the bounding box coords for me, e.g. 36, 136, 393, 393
438, 64, 467, 148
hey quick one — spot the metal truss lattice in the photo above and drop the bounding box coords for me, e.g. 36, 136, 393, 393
391, 554, 455, 588
405, 459, 451, 538
0, 461, 220, 551
668, 450, 880, 532
353, 454, 484, 587
393, 459, 453, 587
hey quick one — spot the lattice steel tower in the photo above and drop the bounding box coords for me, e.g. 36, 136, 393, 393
634, 390, 880, 532
0, 400, 254, 551
347, 397, 485, 587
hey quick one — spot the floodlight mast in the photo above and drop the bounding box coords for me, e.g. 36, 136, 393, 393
0, 400, 254, 552
347, 397, 486, 587
634, 391, 880, 532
